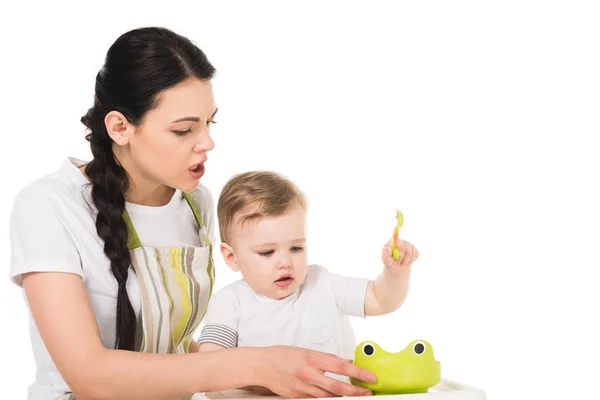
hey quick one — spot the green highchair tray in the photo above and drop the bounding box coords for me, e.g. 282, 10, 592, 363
350, 340, 441, 395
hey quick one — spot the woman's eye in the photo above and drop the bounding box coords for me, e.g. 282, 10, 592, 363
207, 119, 217, 126
172, 127, 193, 136
259, 250, 274, 257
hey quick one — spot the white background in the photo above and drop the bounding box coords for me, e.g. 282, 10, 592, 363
1, 1, 598, 399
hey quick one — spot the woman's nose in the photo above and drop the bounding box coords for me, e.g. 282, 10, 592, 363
194, 129, 215, 153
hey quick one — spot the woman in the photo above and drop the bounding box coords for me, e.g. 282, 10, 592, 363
8, 27, 376, 400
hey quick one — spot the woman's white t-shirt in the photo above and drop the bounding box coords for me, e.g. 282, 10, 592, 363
8, 157, 215, 400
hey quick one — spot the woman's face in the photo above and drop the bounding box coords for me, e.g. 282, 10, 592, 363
125, 78, 218, 194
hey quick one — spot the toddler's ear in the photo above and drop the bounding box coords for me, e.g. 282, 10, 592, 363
220, 242, 239, 272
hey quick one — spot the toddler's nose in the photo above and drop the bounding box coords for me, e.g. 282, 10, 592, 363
275, 257, 291, 269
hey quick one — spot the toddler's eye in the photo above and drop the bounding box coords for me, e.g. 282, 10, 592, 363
258, 250, 274, 257
290, 246, 304, 252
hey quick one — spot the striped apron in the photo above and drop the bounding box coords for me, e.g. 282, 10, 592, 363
60, 192, 214, 399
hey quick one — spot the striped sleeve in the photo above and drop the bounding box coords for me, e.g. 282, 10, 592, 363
196, 288, 239, 348
197, 323, 238, 348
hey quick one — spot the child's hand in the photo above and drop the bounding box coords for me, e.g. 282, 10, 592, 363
382, 238, 419, 269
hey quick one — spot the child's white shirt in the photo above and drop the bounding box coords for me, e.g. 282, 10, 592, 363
197, 264, 369, 359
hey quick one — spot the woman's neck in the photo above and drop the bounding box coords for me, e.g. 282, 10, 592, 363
78, 161, 175, 207
125, 184, 175, 207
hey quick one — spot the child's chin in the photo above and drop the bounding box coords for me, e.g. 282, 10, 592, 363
275, 281, 302, 298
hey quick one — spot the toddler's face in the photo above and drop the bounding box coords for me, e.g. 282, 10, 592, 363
226, 204, 308, 299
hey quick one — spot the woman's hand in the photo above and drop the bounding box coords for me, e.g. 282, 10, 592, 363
257, 345, 376, 398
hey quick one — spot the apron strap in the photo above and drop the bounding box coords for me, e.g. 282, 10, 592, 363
182, 192, 204, 231
123, 208, 142, 250
123, 191, 204, 251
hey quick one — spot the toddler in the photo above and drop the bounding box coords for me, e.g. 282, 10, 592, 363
197, 171, 418, 363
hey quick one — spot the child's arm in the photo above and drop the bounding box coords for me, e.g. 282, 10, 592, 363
195, 290, 240, 351
198, 342, 226, 352
189, 340, 223, 352
364, 238, 419, 316
189, 340, 200, 352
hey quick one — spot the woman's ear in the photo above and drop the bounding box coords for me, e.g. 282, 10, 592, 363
220, 242, 239, 272
104, 110, 135, 146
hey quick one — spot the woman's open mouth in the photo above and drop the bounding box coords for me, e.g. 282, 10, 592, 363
189, 163, 205, 179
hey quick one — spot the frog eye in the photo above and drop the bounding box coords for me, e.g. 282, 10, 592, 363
362, 343, 375, 356
413, 341, 426, 355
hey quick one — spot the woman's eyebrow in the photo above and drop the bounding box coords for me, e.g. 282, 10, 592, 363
171, 108, 218, 123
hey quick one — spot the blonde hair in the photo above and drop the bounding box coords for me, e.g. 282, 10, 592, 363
217, 171, 307, 243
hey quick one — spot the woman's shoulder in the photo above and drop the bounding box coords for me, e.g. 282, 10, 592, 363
9, 158, 91, 286
185, 182, 216, 239
186, 182, 215, 214
11, 157, 90, 222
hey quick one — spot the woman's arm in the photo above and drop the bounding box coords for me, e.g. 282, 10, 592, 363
24, 272, 375, 400
23, 271, 261, 400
